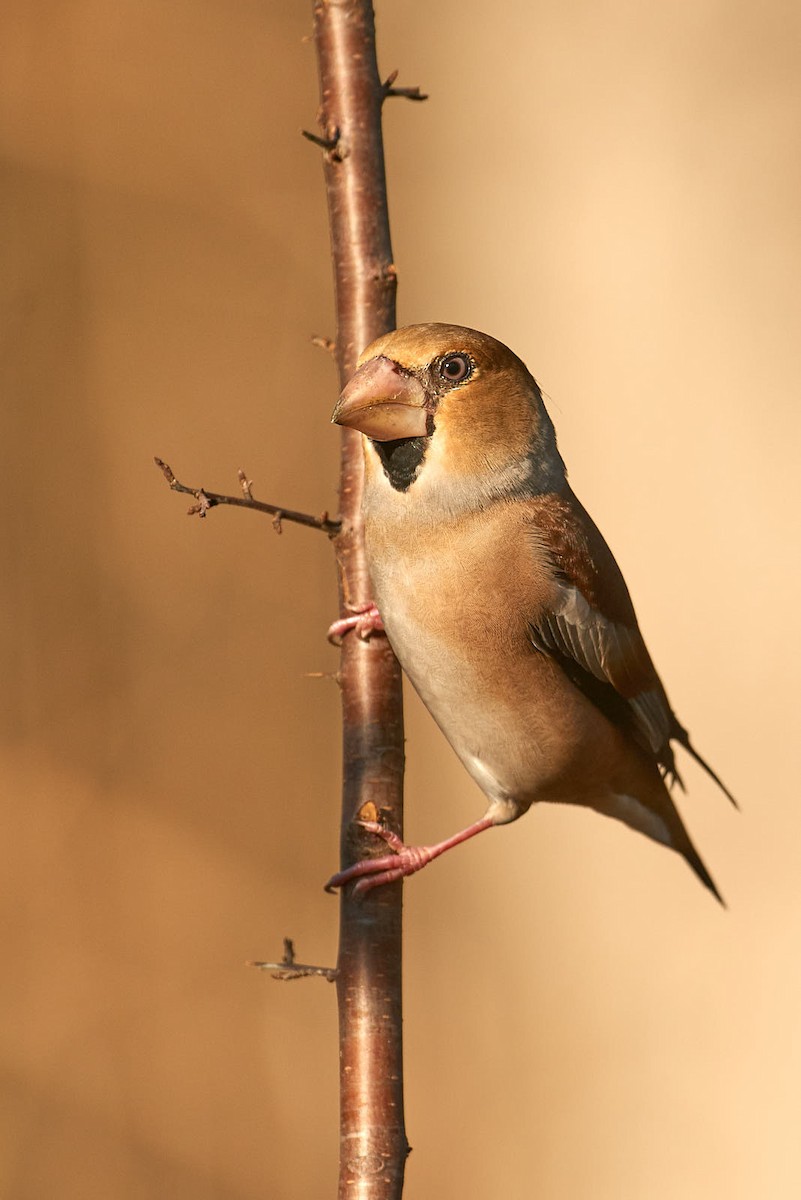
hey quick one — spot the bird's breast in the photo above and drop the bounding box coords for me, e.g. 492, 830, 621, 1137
363, 498, 573, 816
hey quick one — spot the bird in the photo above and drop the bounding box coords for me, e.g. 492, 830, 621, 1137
325, 323, 734, 901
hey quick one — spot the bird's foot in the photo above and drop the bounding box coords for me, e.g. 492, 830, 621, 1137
324, 816, 494, 897
326, 603, 384, 645
324, 822, 437, 896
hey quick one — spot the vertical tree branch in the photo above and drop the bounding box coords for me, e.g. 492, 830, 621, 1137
310, 2, 409, 1197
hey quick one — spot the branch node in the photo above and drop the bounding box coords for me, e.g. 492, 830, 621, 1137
382, 69, 429, 102
302, 125, 348, 161
372, 261, 398, 287
272, 510, 284, 535
187, 490, 214, 518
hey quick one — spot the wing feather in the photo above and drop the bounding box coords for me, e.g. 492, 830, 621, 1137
525, 486, 736, 805
544, 582, 674, 762
525, 488, 681, 777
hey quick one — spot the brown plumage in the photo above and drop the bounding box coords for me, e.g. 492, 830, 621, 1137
326, 323, 733, 901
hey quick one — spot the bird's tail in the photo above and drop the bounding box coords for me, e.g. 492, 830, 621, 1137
672, 723, 738, 809
679, 830, 726, 907
586, 780, 725, 905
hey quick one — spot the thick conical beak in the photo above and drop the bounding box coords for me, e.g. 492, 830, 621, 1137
331, 355, 429, 441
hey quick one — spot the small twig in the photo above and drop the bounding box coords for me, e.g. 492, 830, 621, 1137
382, 69, 428, 102
248, 937, 338, 982
154, 458, 341, 536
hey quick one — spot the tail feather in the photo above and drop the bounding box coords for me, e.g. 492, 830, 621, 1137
590, 783, 726, 905
680, 835, 726, 907
672, 725, 739, 809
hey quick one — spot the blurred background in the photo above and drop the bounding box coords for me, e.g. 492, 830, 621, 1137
2, 1, 799, 1196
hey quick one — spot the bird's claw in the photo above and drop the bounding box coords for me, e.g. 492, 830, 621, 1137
324, 820, 430, 897
326, 604, 385, 645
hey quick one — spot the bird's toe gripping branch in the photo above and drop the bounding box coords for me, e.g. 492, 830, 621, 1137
324, 816, 495, 897
326, 603, 385, 645
324, 822, 427, 896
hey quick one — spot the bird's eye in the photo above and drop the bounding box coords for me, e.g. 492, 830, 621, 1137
439, 353, 472, 384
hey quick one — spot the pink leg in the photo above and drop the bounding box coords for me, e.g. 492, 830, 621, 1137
324, 816, 495, 897
327, 603, 385, 646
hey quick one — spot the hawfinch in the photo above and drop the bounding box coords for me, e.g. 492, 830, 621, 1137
327, 324, 733, 901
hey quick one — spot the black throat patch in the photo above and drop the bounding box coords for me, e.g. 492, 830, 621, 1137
372, 436, 429, 492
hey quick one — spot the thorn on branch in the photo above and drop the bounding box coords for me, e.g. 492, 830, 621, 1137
301, 128, 338, 151
311, 334, 337, 357
154, 457, 341, 536
304, 670, 343, 687
248, 937, 338, 983
382, 69, 428, 103
302, 125, 347, 161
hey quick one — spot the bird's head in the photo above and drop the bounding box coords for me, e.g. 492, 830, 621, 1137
331, 323, 565, 503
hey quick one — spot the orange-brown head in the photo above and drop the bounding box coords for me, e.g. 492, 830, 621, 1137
332, 324, 566, 504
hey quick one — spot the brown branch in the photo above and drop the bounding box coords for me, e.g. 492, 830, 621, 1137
310, 1, 411, 1196
248, 937, 337, 983
154, 458, 340, 535
156, 7, 413, 1191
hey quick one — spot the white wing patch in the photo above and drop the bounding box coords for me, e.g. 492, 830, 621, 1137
611, 794, 671, 847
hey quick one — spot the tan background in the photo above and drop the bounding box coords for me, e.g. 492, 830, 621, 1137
2, 2, 800, 1197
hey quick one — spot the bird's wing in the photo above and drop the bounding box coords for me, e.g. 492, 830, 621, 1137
526, 487, 736, 805
525, 488, 680, 776
530, 575, 677, 761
